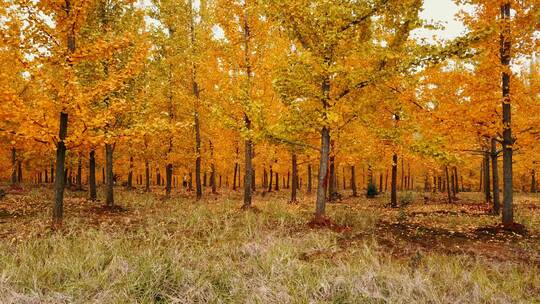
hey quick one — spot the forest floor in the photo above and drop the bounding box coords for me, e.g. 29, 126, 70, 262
0, 185, 538, 303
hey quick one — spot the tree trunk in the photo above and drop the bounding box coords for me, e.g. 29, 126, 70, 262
105, 143, 114, 207
491, 138, 500, 215
400, 158, 404, 190
445, 166, 453, 204
484, 152, 491, 203
263, 167, 267, 190
385, 169, 388, 191
391, 153, 398, 208
50, 163, 54, 183
307, 164, 312, 193
328, 151, 336, 201
351, 165, 358, 197
76, 156, 82, 189
53, 112, 68, 227
233, 162, 238, 191
242, 115, 254, 208
450, 167, 456, 199
453, 167, 459, 194
275, 172, 279, 191
10, 147, 17, 186
501, 2, 513, 227
531, 169, 537, 193
145, 161, 150, 192
290, 152, 298, 203
17, 161, 22, 183
315, 126, 330, 219
89, 150, 97, 201
268, 165, 273, 192
165, 164, 173, 198
127, 156, 134, 190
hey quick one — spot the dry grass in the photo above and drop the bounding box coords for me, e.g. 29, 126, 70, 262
0, 186, 538, 303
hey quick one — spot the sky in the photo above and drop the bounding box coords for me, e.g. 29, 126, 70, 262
413, 0, 472, 42
139, 0, 472, 43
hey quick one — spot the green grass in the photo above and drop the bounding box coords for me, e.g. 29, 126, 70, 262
0, 188, 538, 303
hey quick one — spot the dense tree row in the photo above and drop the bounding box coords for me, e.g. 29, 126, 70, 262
0, 0, 538, 228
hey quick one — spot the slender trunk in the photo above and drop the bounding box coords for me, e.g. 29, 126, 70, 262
491, 138, 500, 214
127, 156, 134, 189
501, 2, 513, 227
233, 162, 238, 191
194, 111, 202, 199
379, 173, 383, 193
479, 162, 483, 192
10, 147, 17, 185
268, 165, 273, 192
484, 152, 491, 203
351, 165, 358, 197
243, 115, 254, 208
145, 161, 150, 192
211, 164, 217, 194
105, 143, 114, 207
385, 168, 388, 191
450, 167, 456, 198
328, 150, 337, 201
453, 167, 459, 194
165, 164, 173, 197
50, 163, 54, 183
89, 150, 97, 201
263, 167, 267, 190
315, 126, 330, 217
275, 172, 279, 191
290, 152, 298, 203
531, 169, 537, 193
17, 161, 22, 183
391, 153, 398, 208
342, 167, 346, 190
76, 156, 82, 189
400, 158, 404, 190
307, 164, 312, 193
445, 166, 452, 204
53, 112, 68, 227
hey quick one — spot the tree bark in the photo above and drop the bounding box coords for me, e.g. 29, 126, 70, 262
89, 150, 97, 201
145, 161, 150, 192
105, 143, 114, 207
165, 164, 173, 198
307, 164, 312, 193
351, 165, 358, 197
290, 152, 298, 203
391, 153, 398, 208
76, 156, 82, 189
484, 152, 491, 204
491, 138, 500, 214
315, 126, 330, 218
17, 160, 22, 183
268, 165, 273, 192
233, 161, 238, 191
445, 166, 453, 204
328, 149, 337, 201
10, 147, 17, 186
500, 2, 514, 227
531, 169, 537, 193
127, 156, 134, 190
53, 112, 68, 227
243, 114, 254, 208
